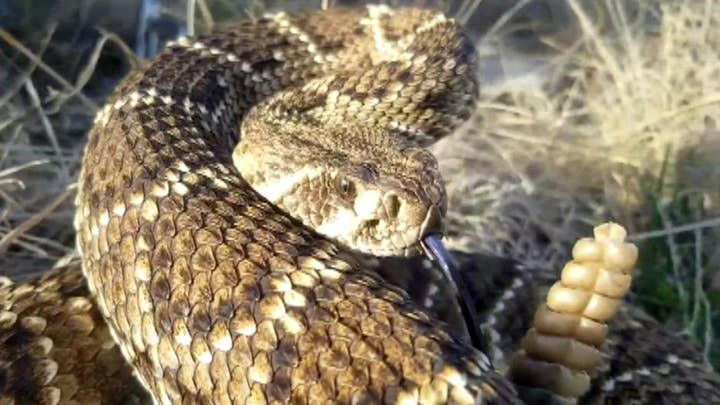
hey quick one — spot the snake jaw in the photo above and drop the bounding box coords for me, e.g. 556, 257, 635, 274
238, 155, 446, 256
343, 188, 444, 257
360, 188, 446, 257
235, 109, 448, 257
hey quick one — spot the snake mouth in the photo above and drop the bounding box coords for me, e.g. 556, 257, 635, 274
351, 201, 445, 257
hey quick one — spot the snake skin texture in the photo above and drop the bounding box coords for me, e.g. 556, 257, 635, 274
3, 253, 718, 404
72, 5, 517, 405
0, 264, 149, 404
2, 5, 719, 405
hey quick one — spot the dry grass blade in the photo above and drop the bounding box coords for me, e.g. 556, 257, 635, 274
0, 127, 24, 168
482, 0, 535, 40
0, 183, 76, 255
197, 0, 215, 30
23, 79, 68, 177
0, 24, 56, 109
74, 35, 121, 100
0, 159, 50, 179
187, 0, 197, 35
95, 28, 143, 70
0, 28, 98, 112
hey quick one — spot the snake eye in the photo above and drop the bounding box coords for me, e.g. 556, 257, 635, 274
335, 176, 357, 201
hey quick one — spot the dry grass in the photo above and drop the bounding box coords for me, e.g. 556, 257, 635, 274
1, 0, 718, 366
437, 0, 720, 365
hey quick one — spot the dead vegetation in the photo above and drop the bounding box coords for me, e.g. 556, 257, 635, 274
438, 0, 720, 365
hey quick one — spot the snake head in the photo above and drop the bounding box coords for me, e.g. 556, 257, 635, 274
314, 149, 447, 256
234, 130, 447, 256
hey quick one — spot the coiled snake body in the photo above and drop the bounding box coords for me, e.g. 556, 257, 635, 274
74, 5, 510, 404
1, 5, 720, 405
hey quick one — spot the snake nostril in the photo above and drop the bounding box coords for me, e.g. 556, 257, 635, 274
385, 193, 401, 218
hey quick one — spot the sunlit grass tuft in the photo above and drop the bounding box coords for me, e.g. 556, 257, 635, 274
438, 0, 720, 367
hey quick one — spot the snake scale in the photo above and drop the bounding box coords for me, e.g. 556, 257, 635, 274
1, 5, 720, 405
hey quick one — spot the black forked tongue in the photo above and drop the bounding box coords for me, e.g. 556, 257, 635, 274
421, 234, 487, 353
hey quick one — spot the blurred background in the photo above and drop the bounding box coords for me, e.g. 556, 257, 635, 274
1, 0, 718, 369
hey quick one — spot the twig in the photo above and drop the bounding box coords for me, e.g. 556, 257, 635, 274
0, 185, 21, 207
187, 0, 196, 36
0, 23, 56, 109
0, 159, 50, 178
95, 29, 142, 70
0, 126, 25, 167
482, 0, 534, 39
196, 0, 215, 31
0, 183, 76, 255
0, 225, 71, 252
24, 80, 68, 177
1, 236, 48, 257
44, 31, 131, 116
0, 105, 35, 134
0, 28, 98, 112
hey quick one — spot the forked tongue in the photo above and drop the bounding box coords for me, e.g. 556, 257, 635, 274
421, 234, 487, 353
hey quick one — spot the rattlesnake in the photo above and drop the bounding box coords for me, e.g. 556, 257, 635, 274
1, 5, 719, 405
